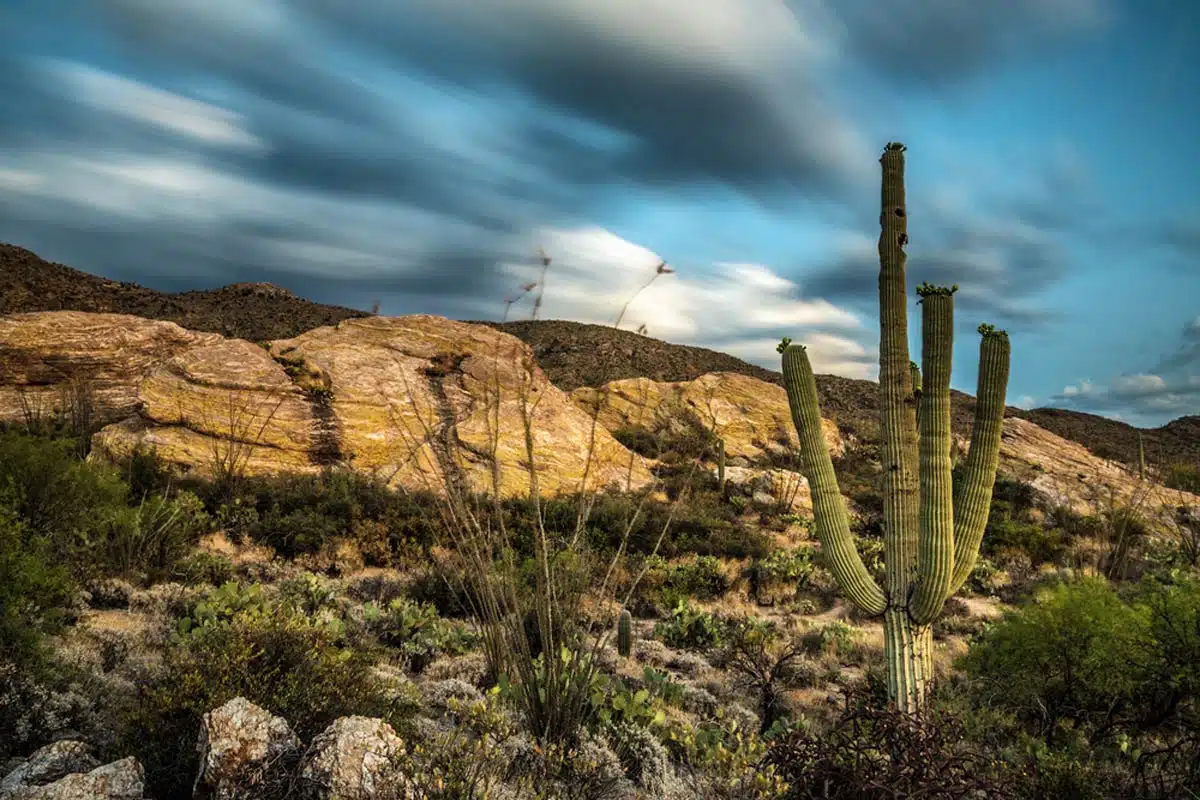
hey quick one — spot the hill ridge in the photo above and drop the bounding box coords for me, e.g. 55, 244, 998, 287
2, 241, 1195, 469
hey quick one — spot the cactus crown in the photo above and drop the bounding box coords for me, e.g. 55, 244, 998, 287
976, 322, 1008, 339
915, 282, 958, 298
776, 336, 797, 354
883, 142, 907, 153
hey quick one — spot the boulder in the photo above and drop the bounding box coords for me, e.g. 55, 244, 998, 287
192, 697, 300, 799
300, 717, 410, 799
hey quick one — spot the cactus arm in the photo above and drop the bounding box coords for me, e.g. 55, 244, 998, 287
909, 286, 957, 625
782, 344, 888, 614
878, 143, 921, 604
947, 326, 1011, 594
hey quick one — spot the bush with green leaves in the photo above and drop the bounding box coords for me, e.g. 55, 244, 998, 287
642, 554, 730, 607
363, 596, 477, 672
960, 573, 1200, 797
1162, 461, 1200, 494
124, 580, 412, 798
0, 495, 74, 672
653, 600, 727, 651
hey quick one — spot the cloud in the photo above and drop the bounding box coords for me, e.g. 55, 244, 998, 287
40, 60, 266, 150
497, 226, 872, 375
827, 0, 1111, 88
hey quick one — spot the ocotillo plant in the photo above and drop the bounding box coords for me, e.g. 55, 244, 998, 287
778, 142, 1010, 713
617, 609, 633, 658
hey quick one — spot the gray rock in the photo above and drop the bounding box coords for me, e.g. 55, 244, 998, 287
192, 697, 300, 799
0, 757, 143, 800
0, 742, 98, 792
300, 717, 411, 799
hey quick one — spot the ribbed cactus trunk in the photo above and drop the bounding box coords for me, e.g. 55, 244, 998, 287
780, 143, 1011, 714
717, 438, 727, 494
617, 609, 632, 658
1137, 431, 1146, 480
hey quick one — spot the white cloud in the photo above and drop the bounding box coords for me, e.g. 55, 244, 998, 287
1060, 379, 1094, 397
1111, 373, 1169, 397
42, 60, 266, 150
497, 225, 872, 377
1017, 394, 1036, 409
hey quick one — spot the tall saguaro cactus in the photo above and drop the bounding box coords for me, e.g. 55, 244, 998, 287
779, 142, 1011, 712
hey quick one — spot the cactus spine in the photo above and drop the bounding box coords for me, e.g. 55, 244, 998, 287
780, 142, 1010, 713
617, 609, 632, 657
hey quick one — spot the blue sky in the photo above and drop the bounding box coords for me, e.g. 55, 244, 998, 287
1, 0, 1197, 426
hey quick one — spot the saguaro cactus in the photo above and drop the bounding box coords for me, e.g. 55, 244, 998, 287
717, 438, 727, 494
779, 142, 1010, 712
617, 609, 633, 658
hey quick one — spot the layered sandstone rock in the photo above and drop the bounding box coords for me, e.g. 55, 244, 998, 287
0, 311, 652, 496
570, 372, 843, 463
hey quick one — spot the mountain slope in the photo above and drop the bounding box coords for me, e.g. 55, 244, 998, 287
0, 243, 369, 341
2, 241, 1195, 469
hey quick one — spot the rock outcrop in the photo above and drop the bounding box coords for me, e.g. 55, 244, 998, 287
570, 372, 843, 461
0, 755, 144, 800
0, 700, 416, 800
0, 312, 652, 497
193, 697, 301, 799
576, 373, 1199, 525
300, 717, 410, 800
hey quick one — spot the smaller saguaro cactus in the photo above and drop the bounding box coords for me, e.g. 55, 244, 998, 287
1138, 430, 1146, 480
717, 438, 727, 494
617, 609, 633, 657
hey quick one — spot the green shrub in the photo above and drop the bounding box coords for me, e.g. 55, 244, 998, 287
960, 573, 1200, 796
124, 582, 411, 798
174, 551, 235, 587
643, 554, 730, 606
757, 547, 815, 585
653, 600, 727, 651
0, 496, 74, 671
0, 430, 129, 578
363, 597, 476, 672
100, 490, 211, 579
1162, 461, 1200, 494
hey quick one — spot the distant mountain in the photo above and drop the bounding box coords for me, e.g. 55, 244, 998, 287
0, 243, 368, 342
3, 241, 1195, 470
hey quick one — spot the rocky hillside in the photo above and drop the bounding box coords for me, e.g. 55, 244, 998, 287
0, 311, 649, 497
2, 241, 1195, 470
0, 243, 369, 341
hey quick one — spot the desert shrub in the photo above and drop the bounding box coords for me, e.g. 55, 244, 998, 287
973, 472, 1068, 566
612, 424, 660, 458
0, 496, 75, 672
174, 550, 235, 586
363, 596, 477, 672
800, 621, 862, 661
223, 468, 431, 559
716, 618, 810, 733
961, 578, 1142, 745
757, 547, 815, 585
960, 573, 1200, 797
120, 445, 175, 500
1162, 461, 1200, 494
765, 691, 1017, 799
653, 600, 727, 651
98, 490, 211, 580
122, 581, 411, 798
0, 430, 129, 577
641, 554, 730, 606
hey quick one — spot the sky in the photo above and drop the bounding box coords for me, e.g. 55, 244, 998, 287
1, 0, 1197, 427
